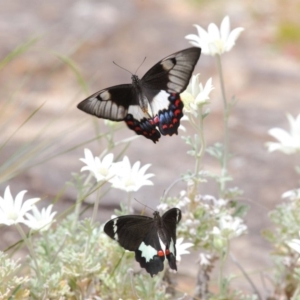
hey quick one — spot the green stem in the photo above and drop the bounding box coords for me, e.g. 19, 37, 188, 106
184, 108, 207, 201
15, 224, 41, 281
291, 286, 300, 300
194, 106, 206, 184
127, 192, 132, 213
42, 231, 50, 257
92, 188, 100, 223
216, 54, 229, 198
73, 174, 93, 229
218, 239, 229, 297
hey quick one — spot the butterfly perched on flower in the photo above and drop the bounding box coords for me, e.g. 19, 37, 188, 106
77, 47, 201, 143
104, 208, 181, 276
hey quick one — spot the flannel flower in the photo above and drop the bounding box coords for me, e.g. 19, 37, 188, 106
185, 15, 244, 56
181, 74, 214, 115
282, 188, 300, 201
110, 156, 154, 192
24, 204, 57, 231
0, 186, 40, 226
80, 148, 116, 182
199, 253, 212, 266
176, 237, 194, 262
266, 113, 300, 154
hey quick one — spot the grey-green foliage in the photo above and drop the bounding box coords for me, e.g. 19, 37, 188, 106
0, 251, 29, 299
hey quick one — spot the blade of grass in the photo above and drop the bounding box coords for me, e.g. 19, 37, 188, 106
0, 36, 40, 71
53, 52, 89, 95
0, 101, 46, 152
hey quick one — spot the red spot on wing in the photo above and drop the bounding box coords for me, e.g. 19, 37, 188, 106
174, 109, 181, 117
157, 250, 164, 257
149, 116, 160, 126
165, 249, 170, 255
175, 99, 181, 107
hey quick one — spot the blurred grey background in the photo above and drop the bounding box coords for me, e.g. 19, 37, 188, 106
1, 0, 300, 295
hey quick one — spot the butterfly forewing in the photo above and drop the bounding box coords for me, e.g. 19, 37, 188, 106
141, 47, 201, 93
78, 84, 137, 121
104, 215, 153, 251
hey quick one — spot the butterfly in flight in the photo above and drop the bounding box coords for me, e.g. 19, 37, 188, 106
77, 47, 201, 143
104, 208, 182, 277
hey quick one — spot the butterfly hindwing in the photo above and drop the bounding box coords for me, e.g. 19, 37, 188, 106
124, 114, 161, 143
103, 208, 182, 277
156, 93, 184, 136
161, 208, 182, 269
135, 228, 165, 277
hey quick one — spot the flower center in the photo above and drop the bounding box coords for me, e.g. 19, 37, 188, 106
98, 167, 109, 176
7, 209, 18, 221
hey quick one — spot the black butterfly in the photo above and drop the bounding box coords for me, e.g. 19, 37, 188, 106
104, 208, 182, 277
77, 47, 201, 143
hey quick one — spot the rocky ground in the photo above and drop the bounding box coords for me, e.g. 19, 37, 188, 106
1, 0, 300, 297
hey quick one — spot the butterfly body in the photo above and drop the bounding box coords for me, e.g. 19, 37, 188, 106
104, 208, 182, 277
78, 47, 201, 143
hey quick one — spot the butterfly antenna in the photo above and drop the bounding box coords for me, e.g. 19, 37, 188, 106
134, 198, 155, 214
135, 56, 147, 75
113, 61, 133, 75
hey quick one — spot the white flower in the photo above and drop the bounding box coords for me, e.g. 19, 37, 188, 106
80, 148, 116, 182
24, 204, 57, 232
266, 114, 300, 154
282, 188, 300, 201
199, 253, 212, 266
110, 156, 154, 192
287, 239, 300, 254
185, 16, 244, 56
156, 203, 168, 212
0, 186, 40, 226
212, 215, 247, 240
286, 232, 300, 254
176, 237, 194, 262
177, 196, 191, 209
181, 74, 214, 114
202, 195, 228, 214
211, 215, 247, 251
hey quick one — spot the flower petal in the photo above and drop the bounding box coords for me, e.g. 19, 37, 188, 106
220, 16, 230, 41
225, 27, 244, 52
